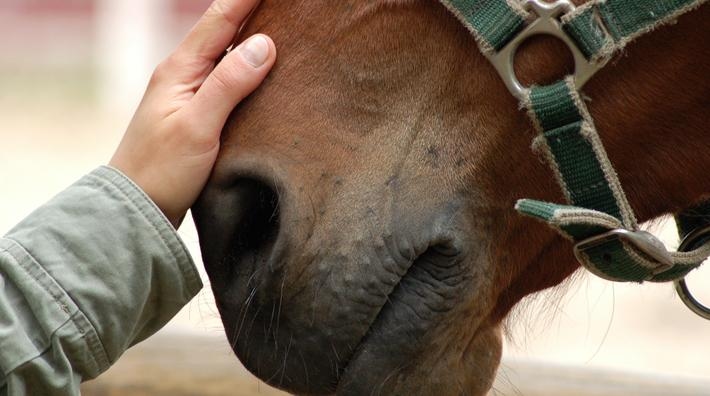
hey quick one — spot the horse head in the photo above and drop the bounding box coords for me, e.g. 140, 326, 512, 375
193, 1, 709, 394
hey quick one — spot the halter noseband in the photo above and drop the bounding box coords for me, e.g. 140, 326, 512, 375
439, 0, 710, 318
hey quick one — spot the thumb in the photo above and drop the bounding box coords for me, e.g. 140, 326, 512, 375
186, 34, 276, 132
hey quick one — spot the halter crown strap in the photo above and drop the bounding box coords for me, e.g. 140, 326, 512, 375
439, 0, 710, 283
562, 0, 704, 61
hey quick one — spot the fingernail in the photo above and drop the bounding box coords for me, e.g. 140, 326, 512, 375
238, 35, 270, 67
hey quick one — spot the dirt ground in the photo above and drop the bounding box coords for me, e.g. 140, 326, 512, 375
80, 331, 710, 396
80, 333, 287, 396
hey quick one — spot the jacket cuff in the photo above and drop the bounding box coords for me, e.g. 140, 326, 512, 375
94, 165, 202, 296
3, 166, 202, 378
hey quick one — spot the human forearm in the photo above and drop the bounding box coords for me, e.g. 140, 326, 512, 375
0, 167, 201, 395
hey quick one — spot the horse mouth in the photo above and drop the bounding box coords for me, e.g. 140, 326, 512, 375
334, 245, 467, 393
207, 242, 467, 395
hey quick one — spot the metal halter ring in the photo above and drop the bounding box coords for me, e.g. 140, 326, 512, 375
674, 226, 710, 320
485, 0, 603, 101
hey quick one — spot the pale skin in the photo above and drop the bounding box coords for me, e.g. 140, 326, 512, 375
109, 0, 276, 227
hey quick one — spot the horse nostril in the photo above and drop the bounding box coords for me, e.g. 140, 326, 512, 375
193, 175, 282, 285
230, 178, 281, 258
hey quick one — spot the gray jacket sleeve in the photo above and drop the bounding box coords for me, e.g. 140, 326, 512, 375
0, 166, 203, 395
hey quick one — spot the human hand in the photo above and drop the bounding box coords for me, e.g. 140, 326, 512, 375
109, 0, 275, 228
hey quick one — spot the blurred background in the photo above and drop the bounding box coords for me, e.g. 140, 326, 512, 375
1, 1, 708, 395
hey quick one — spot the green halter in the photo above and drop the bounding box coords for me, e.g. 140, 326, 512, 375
438, 0, 710, 286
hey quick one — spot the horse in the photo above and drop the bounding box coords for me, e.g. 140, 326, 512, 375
192, 0, 709, 394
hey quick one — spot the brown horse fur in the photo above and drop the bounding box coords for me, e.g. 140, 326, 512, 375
193, 1, 709, 394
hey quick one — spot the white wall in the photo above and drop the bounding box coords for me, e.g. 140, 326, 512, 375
95, 0, 172, 121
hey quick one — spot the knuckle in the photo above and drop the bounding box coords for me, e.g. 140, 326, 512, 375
206, 0, 225, 16
206, 0, 238, 26
209, 69, 234, 94
149, 58, 173, 86
211, 62, 251, 92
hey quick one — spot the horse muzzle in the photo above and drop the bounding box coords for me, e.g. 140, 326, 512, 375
192, 157, 488, 394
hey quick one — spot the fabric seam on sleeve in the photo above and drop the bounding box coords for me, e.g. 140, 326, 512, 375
0, 240, 110, 376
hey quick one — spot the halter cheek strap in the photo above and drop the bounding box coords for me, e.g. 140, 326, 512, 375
438, 0, 710, 286
517, 78, 710, 283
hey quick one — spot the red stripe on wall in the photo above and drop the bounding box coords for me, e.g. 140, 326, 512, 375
15, 0, 95, 15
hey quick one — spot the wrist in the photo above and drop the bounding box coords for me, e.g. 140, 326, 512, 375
105, 162, 185, 229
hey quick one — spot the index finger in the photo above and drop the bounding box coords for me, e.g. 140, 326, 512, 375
176, 0, 261, 62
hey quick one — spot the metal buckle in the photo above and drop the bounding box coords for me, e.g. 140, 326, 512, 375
573, 229, 674, 280
484, 0, 603, 101
674, 226, 710, 320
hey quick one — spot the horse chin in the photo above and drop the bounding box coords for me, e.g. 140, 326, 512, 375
333, 251, 503, 395
337, 321, 503, 396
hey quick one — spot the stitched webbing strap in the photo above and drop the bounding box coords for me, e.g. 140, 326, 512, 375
562, 0, 705, 60
515, 78, 710, 282
524, 79, 636, 227
439, 0, 528, 53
